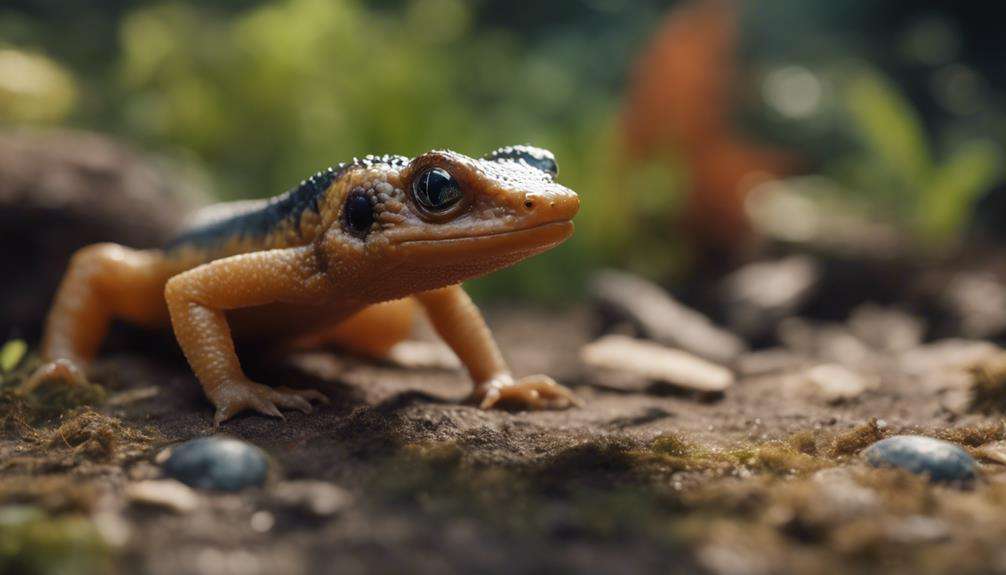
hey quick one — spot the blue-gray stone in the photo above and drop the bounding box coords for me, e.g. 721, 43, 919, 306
863, 435, 976, 483
163, 437, 268, 491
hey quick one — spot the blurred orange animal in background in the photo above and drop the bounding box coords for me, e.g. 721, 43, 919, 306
621, 0, 796, 263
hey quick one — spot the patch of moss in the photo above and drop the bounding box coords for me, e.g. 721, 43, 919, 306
46, 407, 160, 464
650, 433, 696, 457
827, 418, 887, 458
787, 430, 819, 455
0, 377, 106, 441
749, 442, 828, 475
0, 390, 41, 440
970, 353, 1006, 413
0, 506, 112, 575
0, 477, 98, 514
934, 420, 1006, 447
639, 433, 831, 478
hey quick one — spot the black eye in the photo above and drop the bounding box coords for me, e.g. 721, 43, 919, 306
343, 190, 373, 237
413, 167, 462, 213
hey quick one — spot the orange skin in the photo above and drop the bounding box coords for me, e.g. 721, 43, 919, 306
28, 146, 580, 425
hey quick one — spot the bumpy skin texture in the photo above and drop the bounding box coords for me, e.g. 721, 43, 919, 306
29, 146, 581, 425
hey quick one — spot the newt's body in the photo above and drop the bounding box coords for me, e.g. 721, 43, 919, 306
29, 146, 580, 424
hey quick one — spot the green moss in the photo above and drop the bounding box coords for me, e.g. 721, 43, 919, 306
934, 420, 1006, 447
0, 506, 112, 575
748, 442, 828, 475
827, 418, 887, 458
787, 430, 820, 455
0, 376, 106, 441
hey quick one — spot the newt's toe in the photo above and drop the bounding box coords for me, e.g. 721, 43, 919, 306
212, 381, 329, 426
20, 358, 89, 395
474, 374, 580, 411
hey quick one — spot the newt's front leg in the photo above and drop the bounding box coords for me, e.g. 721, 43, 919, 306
415, 285, 580, 410
164, 247, 329, 425
26, 243, 171, 394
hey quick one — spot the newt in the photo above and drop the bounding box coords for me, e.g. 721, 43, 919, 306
26, 145, 580, 425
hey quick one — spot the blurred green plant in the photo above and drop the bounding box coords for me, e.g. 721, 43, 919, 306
0, 506, 112, 575
0, 339, 26, 376
0, 47, 76, 122
841, 69, 1002, 244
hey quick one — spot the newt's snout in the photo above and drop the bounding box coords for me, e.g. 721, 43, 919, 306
519, 188, 580, 225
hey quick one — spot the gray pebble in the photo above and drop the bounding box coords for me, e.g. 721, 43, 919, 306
863, 435, 976, 483
163, 437, 268, 491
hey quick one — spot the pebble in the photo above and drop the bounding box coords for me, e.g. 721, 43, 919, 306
973, 440, 1006, 465
272, 480, 353, 517
581, 335, 734, 393
899, 339, 1000, 375
863, 435, 976, 483
162, 437, 268, 492
127, 479, 200, 514
589, 270, 746, 363
805, 364, 875, 403
847, 304, 924, 354
719, 255, 820, 341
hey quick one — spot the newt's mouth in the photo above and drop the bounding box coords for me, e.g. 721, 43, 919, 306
398, 221, 574, 259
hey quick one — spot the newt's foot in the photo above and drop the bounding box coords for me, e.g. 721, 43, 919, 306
473, 374, 581, 411
20, 359, 89, 394
211, 380, 329, 427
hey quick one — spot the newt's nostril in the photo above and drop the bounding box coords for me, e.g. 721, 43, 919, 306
524, 199, 534, 210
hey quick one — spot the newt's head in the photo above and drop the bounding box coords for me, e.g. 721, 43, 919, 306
324, 145, 579, 294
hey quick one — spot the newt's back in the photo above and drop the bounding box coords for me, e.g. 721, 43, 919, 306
164, 168, 342, 259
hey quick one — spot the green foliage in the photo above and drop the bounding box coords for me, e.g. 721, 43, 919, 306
0, 506, 112, 575
841, 67, 1003, 244
918, 140, 1001, 241
0, 339, 26, 374
846, 71, 930, 190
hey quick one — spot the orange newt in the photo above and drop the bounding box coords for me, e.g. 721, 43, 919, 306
27, 146, 580, 425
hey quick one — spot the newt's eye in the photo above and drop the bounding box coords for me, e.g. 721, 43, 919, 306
413, 168, 462, 213
343, 190, 374, 237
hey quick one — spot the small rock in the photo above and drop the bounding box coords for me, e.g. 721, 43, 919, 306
778, 318, 872, 366
736, 349, 812, 377
848, 304, 925, 354
589, 270, 745, 363
272, 480, 352, 517
900, 339, 1001, 375
940, 272, 1006, 339
581, 335, 734, 393
810, 468, 879, 520
127, 479, 200, 514
162, 437, 268, 492
885, 515, 950, 544
972, 440, 1006, 465
719, 256, 820, 341
805, 364, 876, 404
863, 435, 976, 483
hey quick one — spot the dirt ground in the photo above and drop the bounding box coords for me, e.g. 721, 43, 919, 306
4, 301, 1006, 575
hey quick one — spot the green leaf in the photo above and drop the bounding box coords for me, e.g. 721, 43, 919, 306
918, 140, 1002, 240
0, 339, 27, 373
846, 71, 931, 187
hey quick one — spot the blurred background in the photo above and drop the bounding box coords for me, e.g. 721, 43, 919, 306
2, 0, 1004, 304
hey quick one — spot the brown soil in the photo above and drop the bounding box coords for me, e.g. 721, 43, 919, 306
4, 305, 1006, 575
